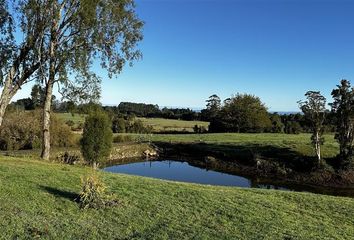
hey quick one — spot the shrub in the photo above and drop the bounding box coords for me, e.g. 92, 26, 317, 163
193, 125, 208, 133
78, 173, 107, 209
112, 117, 126, 133
80, 111, 113, 166
128, 119, 152, 133
56, 151, 81, 165
0, 111, 41, 150
112, 116, 152, 134
51, 115, 76, 147
0, 110, 76, 150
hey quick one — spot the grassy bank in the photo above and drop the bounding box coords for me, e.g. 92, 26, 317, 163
0, 156, 353, 239
121, 133, 339, 158
0, 143, 153, 164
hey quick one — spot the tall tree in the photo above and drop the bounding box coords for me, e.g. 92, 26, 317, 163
30, 84, 45, 108
330, 79, 354, 167
201, 94, 221, 121
269, 113, 284, 133
298, 91, 326, 165
32, 0, 143, 159
0, 0, 48, 126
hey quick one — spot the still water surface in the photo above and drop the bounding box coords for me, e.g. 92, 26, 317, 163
104, 160, 288, 190
104, 159, 354, 197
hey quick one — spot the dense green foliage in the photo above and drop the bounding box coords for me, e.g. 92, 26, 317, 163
80, 111, 113, 166
105, 102, 200, 120
0, 111, 41, 150
269, 113, 285, 133
0, 157, 353, 239
331, 79, 354, 168
112, 115, 152, 134
209, 93, 272, 133
200, 94, 221, 122
116, 102, 160, 117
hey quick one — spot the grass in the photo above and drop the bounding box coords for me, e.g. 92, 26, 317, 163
120, 133, 339, 159
137, 117, 209, 132
55, 113, 86, 126
0, 156, 353, 239
55, 113, 209, 132
0, 143, 153, 163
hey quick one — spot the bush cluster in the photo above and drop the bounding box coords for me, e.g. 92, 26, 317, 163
193, 125, 207, 133
0, 111, 41, 150
0, 110, 76, 151
112, 116, 152, 134
56, 151, 81, 165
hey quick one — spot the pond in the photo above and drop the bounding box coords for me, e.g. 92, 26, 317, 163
103, 159, 354, 197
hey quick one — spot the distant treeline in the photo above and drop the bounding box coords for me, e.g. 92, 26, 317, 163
9, 85, 335, 135
202, 94, 335, 134
103, 102, 199, 121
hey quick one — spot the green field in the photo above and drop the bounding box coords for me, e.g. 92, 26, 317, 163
0, 156, 353, 239
55, 113, 209, 133
55, 113, 86, 127
137, 117, 209, 132
120, 133, 339, 159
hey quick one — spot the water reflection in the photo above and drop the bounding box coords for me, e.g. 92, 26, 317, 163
103, 159, 354, 198
105, 160, 252, 187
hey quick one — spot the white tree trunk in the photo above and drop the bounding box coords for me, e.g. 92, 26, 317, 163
0, 67, 17, 128
40, 81, 53, 160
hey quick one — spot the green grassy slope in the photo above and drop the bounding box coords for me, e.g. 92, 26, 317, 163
0, 157, 352, 239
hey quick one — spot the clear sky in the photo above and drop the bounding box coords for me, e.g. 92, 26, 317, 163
14, 0, 354, 111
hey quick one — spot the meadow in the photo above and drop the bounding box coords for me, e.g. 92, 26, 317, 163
55, 113, 210, 133
137, 117, 209, 132
0, 156, 353, 239
55, 113, 86, 125
118, 133, 339, 159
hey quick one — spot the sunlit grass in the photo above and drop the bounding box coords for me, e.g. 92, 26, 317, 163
120, 133, 339, 158
137, 117, 209, 132
0, 156, 352, 239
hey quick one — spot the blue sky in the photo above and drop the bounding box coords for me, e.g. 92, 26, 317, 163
14, 0, 354, 111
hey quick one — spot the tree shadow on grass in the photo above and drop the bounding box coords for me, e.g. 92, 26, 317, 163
39, 186, 79, 202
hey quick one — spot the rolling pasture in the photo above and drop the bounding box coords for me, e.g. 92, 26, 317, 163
137, 117, 209, 132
